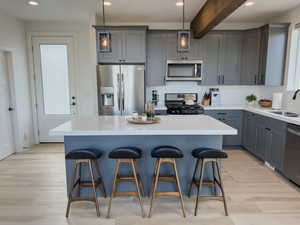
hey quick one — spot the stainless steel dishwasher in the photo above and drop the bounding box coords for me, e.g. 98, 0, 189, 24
283, 124, 300, 186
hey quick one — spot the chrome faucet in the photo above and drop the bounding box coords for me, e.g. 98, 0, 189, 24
293, 89, 300, 100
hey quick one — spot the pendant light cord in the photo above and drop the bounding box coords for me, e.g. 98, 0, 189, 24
102, 0, 106, 30
182, 0, 185, 30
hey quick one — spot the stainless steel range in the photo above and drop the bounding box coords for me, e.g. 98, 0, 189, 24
165, 93, 204, 115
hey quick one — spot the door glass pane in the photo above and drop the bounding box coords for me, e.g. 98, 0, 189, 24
40, 44, 71, 115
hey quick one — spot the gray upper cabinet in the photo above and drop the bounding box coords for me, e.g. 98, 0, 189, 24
97, 30, 123, 63
146, 31, 166, 86
241, 29, 261, 85
201, 33, 222, 85
122, 30, 146, 63
96, 27, 146, 64
202, 31, 243, 85
221, 32, 243, 85
259, 24, 289, 86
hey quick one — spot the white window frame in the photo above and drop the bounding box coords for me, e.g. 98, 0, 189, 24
294, 26, 300, 90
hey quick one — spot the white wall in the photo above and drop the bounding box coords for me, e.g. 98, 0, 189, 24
25, 20, 98, 118
0, 11, 34, 149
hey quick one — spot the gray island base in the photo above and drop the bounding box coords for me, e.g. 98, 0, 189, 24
50, 115, 237, 197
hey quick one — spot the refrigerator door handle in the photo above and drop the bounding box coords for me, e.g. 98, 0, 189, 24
121, 73, 125, 112
117, 73, 121, 111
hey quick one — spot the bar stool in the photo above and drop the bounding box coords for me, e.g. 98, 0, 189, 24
107, 147, 145, 218
148, 146, 186, 218
188, 148, 228, 216
65, 148, 106, 218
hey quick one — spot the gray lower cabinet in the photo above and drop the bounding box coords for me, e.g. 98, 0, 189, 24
205, 110, 243, 146
243, 111, 287, 171
96, 28, 146, 64
242, 111, 257, 152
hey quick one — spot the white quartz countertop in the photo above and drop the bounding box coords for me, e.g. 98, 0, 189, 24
203, 104, 300, 126
50, 115, 237, 136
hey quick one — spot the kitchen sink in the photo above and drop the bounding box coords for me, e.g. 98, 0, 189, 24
270, 111, 299, 117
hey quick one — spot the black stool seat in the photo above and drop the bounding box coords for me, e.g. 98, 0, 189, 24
66, 149, 103, 160
151, 146, 183, 158
192, 148, 228, 159
109, 147, 142, 159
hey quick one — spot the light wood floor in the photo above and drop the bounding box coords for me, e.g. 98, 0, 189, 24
0, 144, 300, 225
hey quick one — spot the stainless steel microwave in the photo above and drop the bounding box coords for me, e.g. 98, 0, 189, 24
165, 60, 203, 81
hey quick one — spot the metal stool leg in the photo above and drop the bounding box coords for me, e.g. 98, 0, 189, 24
148, 159, 161, 218
215, 161, 229, 216
94, 160, 107, 198
131, 159, 145, 217
66, 161, 79, 218
172, 159, 186, 217
194, 159, 205, 216
88, 160, 100, 217
188, 159, 199, 198
107, 159, 120, 218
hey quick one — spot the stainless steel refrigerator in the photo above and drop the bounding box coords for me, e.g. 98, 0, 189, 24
97, 65, 145, 115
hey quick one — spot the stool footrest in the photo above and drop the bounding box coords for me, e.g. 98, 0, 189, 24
155, 192, 180, 197
197, 196, 224, 201
114, 191, 139, 197
79, 178, 103, 187
155, 176, 176, 182
69, 197, 97, 203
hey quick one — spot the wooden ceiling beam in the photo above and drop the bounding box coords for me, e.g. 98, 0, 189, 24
191, 0, 247, 38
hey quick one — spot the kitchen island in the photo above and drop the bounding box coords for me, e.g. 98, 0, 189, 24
50, 115, 237, 197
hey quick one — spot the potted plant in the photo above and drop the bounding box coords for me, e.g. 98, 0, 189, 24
246, 94, 257, 105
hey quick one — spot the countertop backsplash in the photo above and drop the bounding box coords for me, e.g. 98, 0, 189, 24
147, 84, 283, 107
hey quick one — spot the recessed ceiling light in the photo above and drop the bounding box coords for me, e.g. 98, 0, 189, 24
176, 2, 184, 7
104, 1, 112, 6
245, 1, 255, 7
28, 1, 39, 6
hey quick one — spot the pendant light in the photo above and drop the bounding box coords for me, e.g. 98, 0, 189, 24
177, 0, 190, 52
98, 0, 111, 53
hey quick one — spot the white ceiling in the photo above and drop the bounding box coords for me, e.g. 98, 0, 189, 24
0, 0, 299, 23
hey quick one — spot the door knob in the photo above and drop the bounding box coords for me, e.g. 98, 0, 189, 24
71, 102, 76, 106
8, 107, 14, 111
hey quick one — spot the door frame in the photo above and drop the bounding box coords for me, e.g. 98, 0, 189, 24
27, 32, 79, 144
0, 48, 22, 154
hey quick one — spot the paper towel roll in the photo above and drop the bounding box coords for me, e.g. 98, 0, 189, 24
272, 93, 283, 109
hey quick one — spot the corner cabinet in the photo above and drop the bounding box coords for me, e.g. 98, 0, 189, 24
258, 24, 289, 86
94, 27, 147, 64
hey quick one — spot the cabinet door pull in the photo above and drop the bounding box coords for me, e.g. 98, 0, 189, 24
222, 75, 225, 84
254, 75, 257, 85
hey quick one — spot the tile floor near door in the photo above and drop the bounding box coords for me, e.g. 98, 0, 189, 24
0, 144, 300, 225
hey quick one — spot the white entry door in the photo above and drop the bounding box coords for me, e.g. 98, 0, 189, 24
32, 37, 77, 142
0, 51, 15, 159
